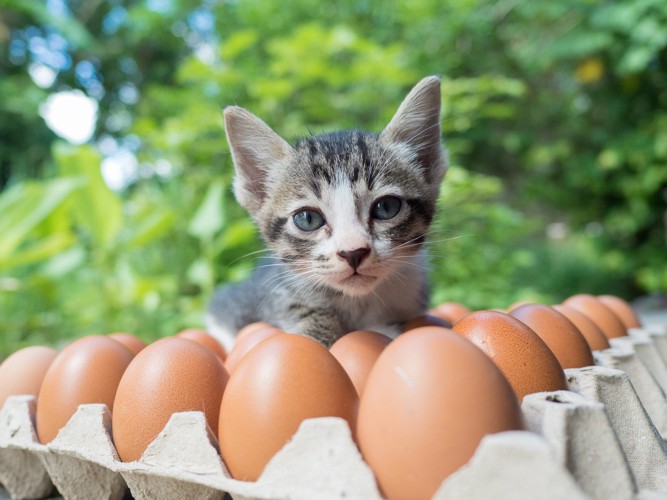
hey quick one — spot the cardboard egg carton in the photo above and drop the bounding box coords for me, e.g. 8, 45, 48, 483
0, 323, 666, 500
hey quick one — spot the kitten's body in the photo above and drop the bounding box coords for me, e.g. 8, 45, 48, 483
207, 77, 447, 349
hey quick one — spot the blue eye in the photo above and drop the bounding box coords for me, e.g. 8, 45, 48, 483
371, 196, 402, 220
293, 209, 325, 231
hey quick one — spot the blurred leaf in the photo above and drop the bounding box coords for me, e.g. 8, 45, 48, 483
215, 219, 258, 251
0, 0, 93, 48
619, 46, 657, 74
0, 178, 81, 262
124, 209, 175, 249
0, 232, 75, 271
53, 143, 124, 250
188, 180, 226, 240
187, 257, 214, 289
41, 246, 86, 278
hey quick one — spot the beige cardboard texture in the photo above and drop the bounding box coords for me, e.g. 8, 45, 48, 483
0, 395, 53, 499
434, 431, 589, 500
566, 365, 667, 493
39, 404, 125, 500
522, 390, 636, 500
594, 347, 667, 437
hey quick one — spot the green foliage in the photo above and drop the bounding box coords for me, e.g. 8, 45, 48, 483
1, 0, 666, 356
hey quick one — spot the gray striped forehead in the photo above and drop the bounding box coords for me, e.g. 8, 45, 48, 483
292, 130, 421, 193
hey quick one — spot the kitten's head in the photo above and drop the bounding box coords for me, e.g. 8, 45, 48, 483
223, 76, 447, 297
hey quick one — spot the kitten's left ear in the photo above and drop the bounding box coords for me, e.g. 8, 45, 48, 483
380, 76, 446, 182
223, 106, 294, 214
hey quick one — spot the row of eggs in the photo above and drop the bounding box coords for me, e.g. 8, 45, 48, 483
0, 293, 641, 500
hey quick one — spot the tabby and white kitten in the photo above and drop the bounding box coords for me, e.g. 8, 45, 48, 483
206, 76, 447, 348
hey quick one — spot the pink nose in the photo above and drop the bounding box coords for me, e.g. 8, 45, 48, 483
338, 247, 370, 270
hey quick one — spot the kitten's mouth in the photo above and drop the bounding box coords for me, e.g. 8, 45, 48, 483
339, 269, 379, 286
319, 266, 384, 295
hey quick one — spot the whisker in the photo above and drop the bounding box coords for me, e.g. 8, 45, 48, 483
225, 248, 272, 266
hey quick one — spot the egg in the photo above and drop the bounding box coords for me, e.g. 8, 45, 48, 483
429, 301, 471, 323
357, 327, 523, 500
218, 333, 358, 481
402, 313, 452, 332
112, 337, 229, 462
563, 294, 626, 339
177, 328, 227, 362
236, 322, 276, 342
329, 330, 392, 396
509, 303, 594, 368
0, 346, 58, 409
452, 310, 567, 400
552, 304, 610, 351
36, 335, 134, 444
108, 332, 147, 355
506, 300, 535, 312
224, 324, 283, 373
597, 295, 642, 329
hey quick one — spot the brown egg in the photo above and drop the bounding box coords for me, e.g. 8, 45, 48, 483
552, 305, 610, 351
236, 322, 275, 342
0, 346, 58, 409
108, 332, 147, 355
563, 294, 627, 339
218, 334, 358, 481
113, 337, 229, 462
452, 310, 567, 401
358, 327, 523, 500
177, 328, 227, 362
597, 295, 642, 329
506, 300, 534, 313
329, 330, 392, 396
509, 303, 594, 368
36, 335, 134, 444
225, 325, 283, 373
402, 313, 452, 332
430, 302, 471, 323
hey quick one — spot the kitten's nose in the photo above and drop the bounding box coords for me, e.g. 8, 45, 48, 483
338, 247, 370, 270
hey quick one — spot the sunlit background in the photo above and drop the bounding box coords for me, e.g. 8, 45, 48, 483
1, 0, 666, 355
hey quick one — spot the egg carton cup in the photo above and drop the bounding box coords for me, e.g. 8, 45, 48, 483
0, 324, 665, 500
0, 396, 588, 500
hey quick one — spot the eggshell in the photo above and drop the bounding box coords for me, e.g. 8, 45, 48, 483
430, 301, 471, 323
36, 335, 134, 444
506, 300, 534, 312
597, 295, 642, 329
452, 310, 567, 401
552, 304, 610, 351
108, 332, 147, 355
402, 313, 452, 332
236, 321, 275, 342
177, 328, 227, 362
218, 333, 358, 481
509, 303, 594, 368
225, 325, 283, 373
0, 346, 58, 409
112, 337, 229, 462
329, 330, 392, 396
563, 294, 627, 339
357, 327, 523, 500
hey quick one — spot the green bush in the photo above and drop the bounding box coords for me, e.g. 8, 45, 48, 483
1, 0, 665, 357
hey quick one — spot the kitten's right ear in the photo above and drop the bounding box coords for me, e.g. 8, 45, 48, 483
379, 76, 446, 184
223, 106, 293, 213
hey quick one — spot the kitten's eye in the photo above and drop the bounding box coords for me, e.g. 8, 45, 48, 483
371, 196, 402, 220
293, 209, 325, 231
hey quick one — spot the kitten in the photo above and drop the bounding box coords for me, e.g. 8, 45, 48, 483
206, 76, 447, 349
